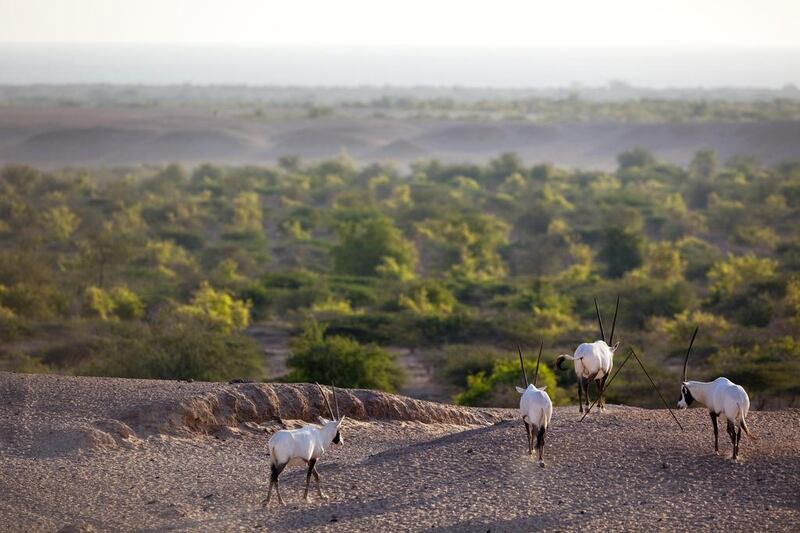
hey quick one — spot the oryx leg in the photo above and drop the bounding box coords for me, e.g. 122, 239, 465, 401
710, 412, 719, 453
312, 464, 328, 500
303, 458, 317, 501
523, 419, 532, 455
264, 462, 288, 506
726, 420, 737, 460
594, 379, 604, 411
535, 426, 546, 467
577, 379, 584, 413
735, 426, 742, 459
582, 378, 591, 411
598, 374, 608, 410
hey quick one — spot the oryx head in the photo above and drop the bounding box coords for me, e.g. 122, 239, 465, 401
678, 382, 695, 409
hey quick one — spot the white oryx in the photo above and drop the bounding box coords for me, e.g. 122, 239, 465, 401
677, 328, 754, 460
264, 383, 345, 506
556, 297, 620, 413
516, 343, 553, 467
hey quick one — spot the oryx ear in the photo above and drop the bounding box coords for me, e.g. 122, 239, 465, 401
317, 416, 328, 424
611, 341, 620, 353
515, 386, 526, 394
540, 385, 548, 391
337, 416, 346, 427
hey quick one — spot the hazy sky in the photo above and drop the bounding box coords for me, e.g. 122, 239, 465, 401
2, 0, 799, 47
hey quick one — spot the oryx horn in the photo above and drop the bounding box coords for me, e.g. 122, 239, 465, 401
681, 326, 699, 383
594, 297, 606, 343
608, 295, 620, 345
517, 343, 529, 387
533, 339, 543, 387
315, 382, 335, 419
332, 382, 341, 420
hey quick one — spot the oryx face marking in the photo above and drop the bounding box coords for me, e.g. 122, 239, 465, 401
678, 384, 694, 409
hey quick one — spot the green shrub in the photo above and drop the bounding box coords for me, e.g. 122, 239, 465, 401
602, 227, 645, 278
455, 357, 564, 407
110, 287, 145, 320
286, 321, 404, 392
439, 344, 508, 388
709, 337, 800, 401
84, 316, 264, 382
177, 282, 251, 332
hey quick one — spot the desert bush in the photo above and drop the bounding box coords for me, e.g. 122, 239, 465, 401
332, 210, 417, 279
286, 321, 404, 392
177, 282, 251, 332
84, 316, 264, 382
454, 356, 564, 407
708, 337, 800, 404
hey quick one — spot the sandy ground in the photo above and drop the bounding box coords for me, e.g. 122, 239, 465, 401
1, 372, 798, 532
2, 106, 800, 169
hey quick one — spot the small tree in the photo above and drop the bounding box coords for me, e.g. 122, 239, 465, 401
602, 227, 645, 278
287, 322, 404, 392
44, 206, 80, 242
708, 253, 777, 302
617, 147, 656, 170
332, 211, 417, 278
178, 282, 251, 333
689, 150, 718, 180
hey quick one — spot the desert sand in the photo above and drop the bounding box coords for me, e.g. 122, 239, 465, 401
0, 372, 798, 532
2, 106, 800, 169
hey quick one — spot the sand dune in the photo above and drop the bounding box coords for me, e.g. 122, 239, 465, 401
1, 106, 799, 168
119, 129, 253, 163
0, 127, 152, 162
1, 372, 798, 531
368, 139, 429, 160
266, 128, 376, 159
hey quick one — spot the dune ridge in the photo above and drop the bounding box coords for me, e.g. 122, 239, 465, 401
2, 106, 800, 168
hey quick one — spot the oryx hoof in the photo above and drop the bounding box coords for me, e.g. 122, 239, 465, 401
539, 461, 546, 468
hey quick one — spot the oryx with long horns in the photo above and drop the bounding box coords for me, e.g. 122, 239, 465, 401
515, 342, 553, 467
264, 383, 345, 506
556, 296, 621, 413
677, 328, 754, 460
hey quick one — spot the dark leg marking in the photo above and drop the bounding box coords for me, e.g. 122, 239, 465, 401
265, 462, 288, 506
312, 465, 327, 499
726, 420, 737, 459
583, 378, 591, 410
710, 412, 719, 453
577, 379, 583, 413
736, 427, 742, 459
598, 375, 608, 409
595, 379, 603, 410
536, 426, 546, 466
523, 420, 532, 454
303, 458, 317, 500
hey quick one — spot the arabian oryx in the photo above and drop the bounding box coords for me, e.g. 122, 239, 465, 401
556, 297, 620, 413
677, 327, 754, 460
515, 343, 553, 467
263, 383, 345, 506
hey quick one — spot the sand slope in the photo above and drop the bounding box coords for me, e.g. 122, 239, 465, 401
0, 372, 798, 532
2, 106, 800, 168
